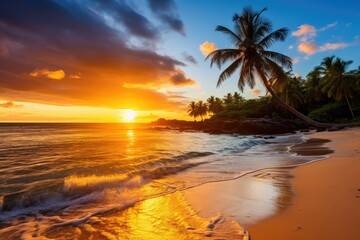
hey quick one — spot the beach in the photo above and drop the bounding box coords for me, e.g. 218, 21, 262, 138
249, 128, 360, 239
184, 128, 360, 239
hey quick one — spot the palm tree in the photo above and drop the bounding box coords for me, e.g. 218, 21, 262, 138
214, 97, 224, 113
187, 101, 197, 121
233, 92, 245, 105
196, 101, 208, 121
304, 69, 324, 105
207, 96, 216, 116
316, 56, 336, 75
320, 57, 356, 119
206, 6, 338, 128
223, 93, 233, 106
278, 75, 304, 109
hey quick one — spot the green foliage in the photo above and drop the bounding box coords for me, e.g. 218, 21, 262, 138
308, 102, 350, 123
189, 53, 360, 123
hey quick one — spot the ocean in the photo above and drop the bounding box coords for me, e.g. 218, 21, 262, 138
0, 123, 320, 239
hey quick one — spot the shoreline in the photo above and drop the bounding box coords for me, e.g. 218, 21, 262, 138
182, 132, 331, 228
248, 128, 360, 239
182, 128, 360, 239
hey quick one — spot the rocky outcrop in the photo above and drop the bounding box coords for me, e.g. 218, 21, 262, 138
151, 118, 310, 135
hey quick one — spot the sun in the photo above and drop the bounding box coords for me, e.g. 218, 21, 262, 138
122, 109, 137, 122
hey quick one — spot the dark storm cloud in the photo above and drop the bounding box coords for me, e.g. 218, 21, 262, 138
89, 0, 160, 40
147, 0, 185, 35
0, 0, 193, 110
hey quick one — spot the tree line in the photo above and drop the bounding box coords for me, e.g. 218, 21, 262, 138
188, 55, 360, 122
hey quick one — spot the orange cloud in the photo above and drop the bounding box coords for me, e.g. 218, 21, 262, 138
29, 69, 65, 80
0, 101, 23, 108
69, 73, 81, 79
292, 24, 316, 42
298, 41, 318, 55
199, 41, 217, 57
299, 41, 351, 55
250, 89, 262, 96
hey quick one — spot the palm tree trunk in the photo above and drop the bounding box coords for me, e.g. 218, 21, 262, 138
257, 70, 339, 128
344, 90, 355, 119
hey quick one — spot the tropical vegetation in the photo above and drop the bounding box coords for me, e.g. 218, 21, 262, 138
203, 7, 359, 128
187, 56, 360, 124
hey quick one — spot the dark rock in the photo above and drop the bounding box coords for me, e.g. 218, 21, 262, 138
329, 126, 344, 131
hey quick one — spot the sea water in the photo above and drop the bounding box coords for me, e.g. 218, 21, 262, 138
0, 123, 318, 239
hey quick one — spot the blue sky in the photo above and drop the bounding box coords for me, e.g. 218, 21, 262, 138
0, 0, 360, 121
161, 0, 360, 100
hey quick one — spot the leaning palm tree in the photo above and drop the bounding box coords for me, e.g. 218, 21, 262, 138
187, 101, 198, 121
320, 57, 356, 119
206, 6, 338, 128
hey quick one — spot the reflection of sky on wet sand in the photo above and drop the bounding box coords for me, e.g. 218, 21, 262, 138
183, 169, 293, 227
45, 191, 248, 240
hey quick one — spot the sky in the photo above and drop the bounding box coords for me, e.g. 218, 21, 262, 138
1, 0, 360, 122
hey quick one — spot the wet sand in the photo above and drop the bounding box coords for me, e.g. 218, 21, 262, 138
249, 128, 360, 239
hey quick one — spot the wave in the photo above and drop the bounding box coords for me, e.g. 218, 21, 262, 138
0, 134, 304, 217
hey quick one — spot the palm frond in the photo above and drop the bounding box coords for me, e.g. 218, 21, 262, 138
206, 49, 242, 68
263, 50, 292, 69
217, 58, 242, 87
215, 25, 243, 45
258, 28, 288, 48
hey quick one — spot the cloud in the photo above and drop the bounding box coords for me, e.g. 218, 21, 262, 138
298, 41, 318, 55
90, 0, 160, 40
288, 45, 294, 49
0, 0, 193, 110
292, 24, 316, 42
147, 0, 185, 35
292, 57, 300, 64
0, 37, 9, 56
182, 52, 197, 64
169, 69, 196, 86
29, 69, 65, 80
319, 42, 349, 51
292, 22, 353, 56
249, 89, 262, 96
69, 73, 81, 79
298, 41, 352, 55
319, 21, 337, 31
0, 101, 23, 108
199, 41, 217, 57
292, 22, 337, 43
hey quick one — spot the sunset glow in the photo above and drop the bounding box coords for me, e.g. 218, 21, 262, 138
122, 110, 137, 123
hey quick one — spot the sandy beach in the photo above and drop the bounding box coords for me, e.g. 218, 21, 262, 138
249, 128, 360, 239
185, 128, 360, 239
